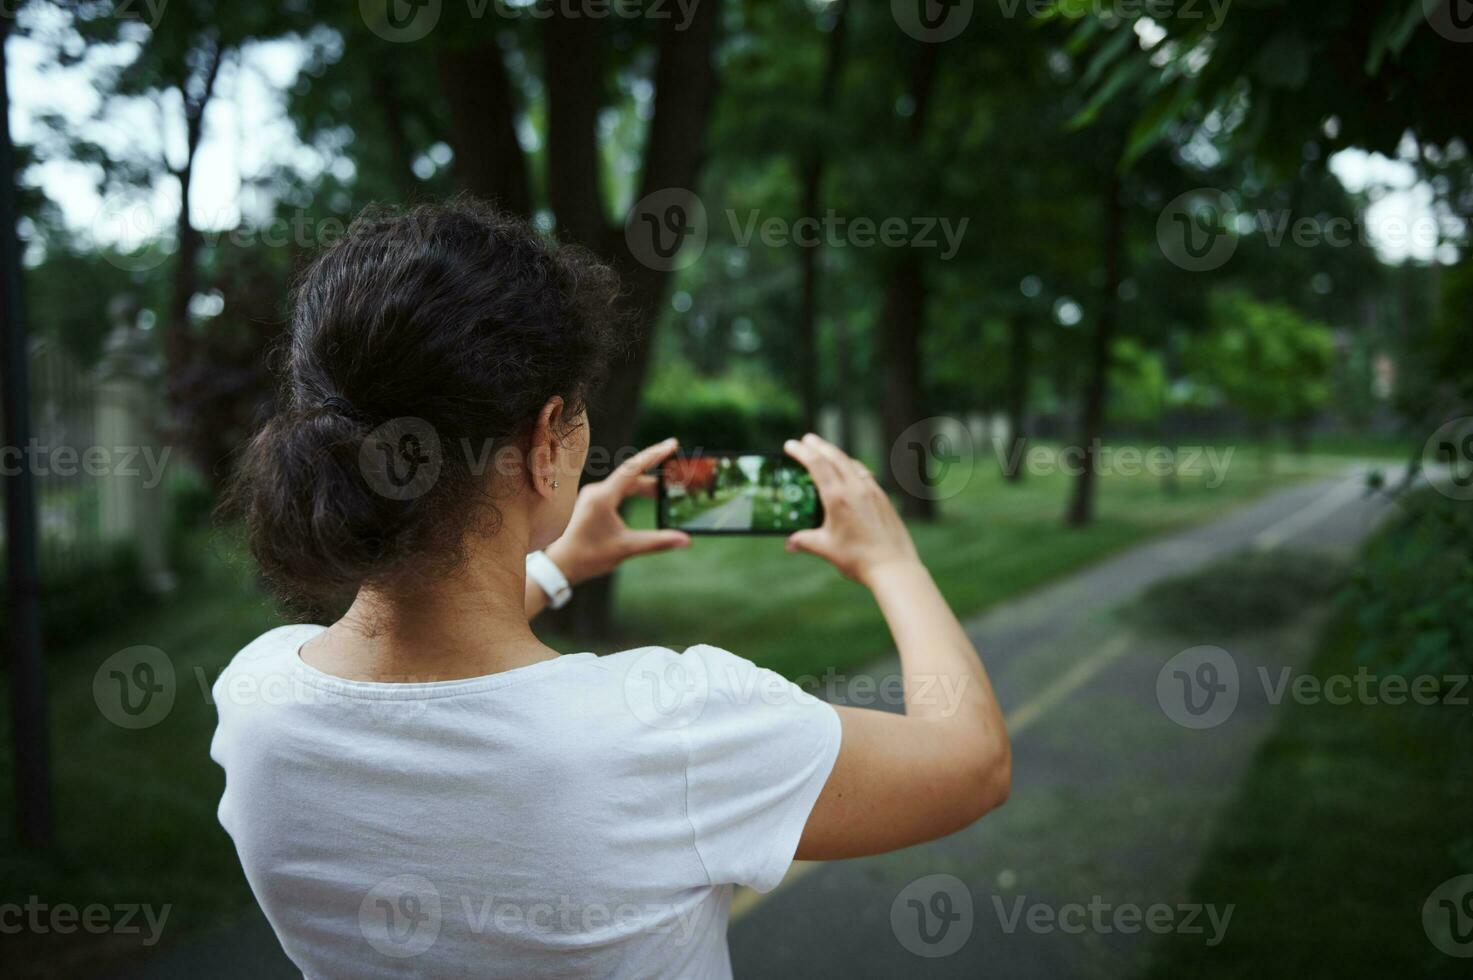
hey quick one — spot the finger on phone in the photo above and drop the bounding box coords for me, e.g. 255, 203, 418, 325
784, 437, 840, 489
614, 437, 679, 488
785, 528, 827, 557
627, 529, 691, 555
802, 432, 854, 480
630, 474, 659, 499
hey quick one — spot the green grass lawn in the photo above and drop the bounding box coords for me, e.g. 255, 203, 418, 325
0, 535, 283, 975
1143, 612, 1473, 978
0, 445, 1348, 973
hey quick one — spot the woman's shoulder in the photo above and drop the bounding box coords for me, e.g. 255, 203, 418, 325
223, 623, 326, 677
596, 644, 814, 731
595, 643, 756, 689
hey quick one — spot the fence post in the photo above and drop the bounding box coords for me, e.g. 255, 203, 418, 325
1, 18, 51, 849
95, 308, 175, 593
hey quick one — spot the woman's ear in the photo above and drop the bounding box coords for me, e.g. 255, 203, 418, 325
529, 396, 566, 500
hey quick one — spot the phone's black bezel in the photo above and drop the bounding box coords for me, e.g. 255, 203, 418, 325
656, 450, 824, 536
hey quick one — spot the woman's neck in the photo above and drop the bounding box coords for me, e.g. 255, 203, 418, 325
301, 535, 558, 683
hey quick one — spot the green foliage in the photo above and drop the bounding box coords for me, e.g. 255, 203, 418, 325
0, 545, 156, 653
1066, 1, 1473, 171
634, 362, 803, 450
1349, 489, 1473, 678
1432, 259, 1473, 402
1108, 336, 1170, 426
1188, 290, 1335, 428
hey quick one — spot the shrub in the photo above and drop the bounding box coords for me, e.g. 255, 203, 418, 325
634, 363, 802, 450
0, 545, 157, 655
1348, 488, 1473, 679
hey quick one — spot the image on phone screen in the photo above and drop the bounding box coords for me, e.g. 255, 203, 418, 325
658, 453, 822, 535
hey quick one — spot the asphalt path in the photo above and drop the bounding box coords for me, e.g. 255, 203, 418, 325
727, 466, 1400, 977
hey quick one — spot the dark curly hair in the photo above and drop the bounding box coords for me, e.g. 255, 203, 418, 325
224, 199, 621, 607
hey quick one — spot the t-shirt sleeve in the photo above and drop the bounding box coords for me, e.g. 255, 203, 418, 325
679, 644, 842, 893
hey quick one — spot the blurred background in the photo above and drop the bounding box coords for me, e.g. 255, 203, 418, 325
1, 0, 1470, 976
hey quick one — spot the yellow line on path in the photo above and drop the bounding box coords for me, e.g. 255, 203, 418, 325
730, 632, 1136, 922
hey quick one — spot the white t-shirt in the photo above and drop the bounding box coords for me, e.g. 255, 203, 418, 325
210, 625, 842, 979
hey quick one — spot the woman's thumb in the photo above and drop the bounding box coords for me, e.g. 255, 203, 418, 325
628, 529, 691, 555
785, 529, 825, 556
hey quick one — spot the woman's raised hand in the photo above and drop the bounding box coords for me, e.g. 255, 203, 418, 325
782, 433, 920, 587
546, 438, 690, 584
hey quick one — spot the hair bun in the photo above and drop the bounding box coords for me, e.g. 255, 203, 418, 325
222, 199, 620, 608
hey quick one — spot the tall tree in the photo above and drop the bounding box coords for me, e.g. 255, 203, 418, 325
1003, 311, 1032, 483
161, 34, 224, 375
282, 4, 724, 633
71, 2, 284, 382
1, 14, 51, 849
878, 39, 941, 521
794, 0, 851, 433
1066, 158, 1127, 525
435, 5, 725, 634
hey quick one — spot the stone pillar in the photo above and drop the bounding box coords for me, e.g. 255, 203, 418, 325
95, 300, 175, 593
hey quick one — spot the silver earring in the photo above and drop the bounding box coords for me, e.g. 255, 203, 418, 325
551, 479, 560, 490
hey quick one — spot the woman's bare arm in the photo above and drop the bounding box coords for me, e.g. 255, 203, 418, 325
782, 434, 1011, 860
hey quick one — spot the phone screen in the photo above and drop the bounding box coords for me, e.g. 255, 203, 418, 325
658, 453, 823, 535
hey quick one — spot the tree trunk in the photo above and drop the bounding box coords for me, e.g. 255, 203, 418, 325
165, 42, 224, 382
1004, 312, 1031, 483
833, 314, 856, 452
550, 0, 724, 638
437, 39, 531, 215
0, 18, 52, 849
794, 0, 850, 432
1159, 347, 1179, 496
880, 254, 935, 521
594, 0, 722, 458
545, 10, 608, 251
370, 62, 419, 198
795, 235, 820, 433
877, 39, 940, 521
433, 5, 723, 638
167, 158, 200, 373
1066, 170, 1126, 527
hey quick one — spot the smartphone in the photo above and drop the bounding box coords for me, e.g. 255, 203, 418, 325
657, 452, 823, 535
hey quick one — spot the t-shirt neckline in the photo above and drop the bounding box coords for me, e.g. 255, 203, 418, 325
284, 625, 597, 700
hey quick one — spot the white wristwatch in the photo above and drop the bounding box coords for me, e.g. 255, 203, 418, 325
525, 550, 573, 610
